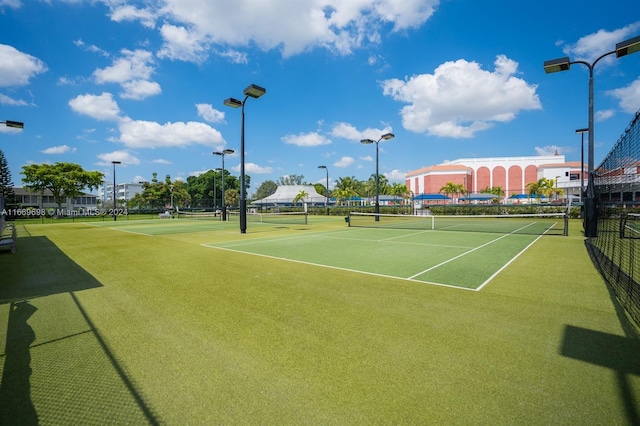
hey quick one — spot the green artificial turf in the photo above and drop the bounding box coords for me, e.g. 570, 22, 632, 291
0, 218, 639, 424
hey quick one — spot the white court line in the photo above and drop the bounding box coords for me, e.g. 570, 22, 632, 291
202, 243, 477, 292
407, 221, 539, 280
316, 234, 476, 249
475, 234, 544, 291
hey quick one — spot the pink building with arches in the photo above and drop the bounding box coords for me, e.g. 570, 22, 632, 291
406, 154, 585, 200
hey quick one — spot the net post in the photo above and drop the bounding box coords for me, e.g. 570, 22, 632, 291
564, 213, 569, 236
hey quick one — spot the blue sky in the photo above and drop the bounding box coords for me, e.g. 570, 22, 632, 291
1, 0, 639, 195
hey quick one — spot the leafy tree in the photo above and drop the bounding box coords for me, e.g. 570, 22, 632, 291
186, 169, 219, 208
313, 183, 326, 197
21, 162, 104, 208
277, 174, 305, 186
129, 173, 190, 209
0, 150, 16, 206
169, 180, 191, 208
253, 180, 278, 200
293, 190, 309, 206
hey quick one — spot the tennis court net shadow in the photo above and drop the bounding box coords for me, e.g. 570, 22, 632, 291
0, 235, 159, 424
560, 325, 640, 424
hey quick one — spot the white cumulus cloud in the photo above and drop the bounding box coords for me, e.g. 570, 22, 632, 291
117, 118, 224, 149
156, 0, 439, 60
607, 77, 640, 114
96, 150, 141, 166
381, 55, 541, 138
281, 132, 331, 147
93, 49, 160, 100
69, 92, 121, 121
0, 44, 47, 87
41, 145, 76, 155
196, 104, 225, 123
334, 156, 355, 167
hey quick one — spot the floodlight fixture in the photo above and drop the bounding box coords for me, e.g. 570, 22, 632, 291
224, 83, 266, 233
361, 133, 395, 219
543, 34, 639, 237
111, 161, 121, 222
213, 149, 235, 221
543, 57, 571, 73
224, 98, 243, 108
616, 35, 640, 58
244, 84, 266, 99
2, 120, 24, 129
381, 133, 395, 141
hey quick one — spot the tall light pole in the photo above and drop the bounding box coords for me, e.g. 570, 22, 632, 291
544, 35, 640, 237
360, 133, 395, 220
575, 128, 589, 203
213, 149, 235, 221
224, 84, 266, 233
318, 165, 329, 213
111, 161, 121, 221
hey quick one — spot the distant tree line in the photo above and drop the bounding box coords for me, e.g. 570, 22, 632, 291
252, 173, 412, 205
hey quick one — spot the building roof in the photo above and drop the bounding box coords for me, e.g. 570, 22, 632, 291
251, 185, 326, 205
406, 164, 471, 177
13, 187, 97, 197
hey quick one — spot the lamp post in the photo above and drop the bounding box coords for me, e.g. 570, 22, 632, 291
575, 128, 589, 203
224, 84, 266, 233
544, 35, 640, 237
318, 165, 329, 213
1, 120, 24, 129
213, 149, 235, 221
111, 161, 121, 221
360, 133, 395, 220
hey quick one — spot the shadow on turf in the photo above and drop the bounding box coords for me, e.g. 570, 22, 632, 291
0, 236, 103, 303
0, 301, 38, 424
561, 325, 640, 424
0, 235, 159, 425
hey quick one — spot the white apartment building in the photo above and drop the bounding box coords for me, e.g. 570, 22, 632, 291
98, 182, 145, 205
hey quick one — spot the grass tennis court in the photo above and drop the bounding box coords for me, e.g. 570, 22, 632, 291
205, 224, 546, 290
1, 216, 639, 424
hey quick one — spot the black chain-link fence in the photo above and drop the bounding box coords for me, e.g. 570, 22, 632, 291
588, 109, 640, 327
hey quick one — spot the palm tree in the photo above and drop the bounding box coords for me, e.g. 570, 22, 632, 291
440, 182, 464, 203
225, 188, 239, 207
526, 178, 555, 202
293, 190, 309, 206
389, 183, 410, 205
480, 186, 505, 203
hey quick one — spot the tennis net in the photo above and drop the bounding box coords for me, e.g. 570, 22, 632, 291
347, 212, 568, 235
176, 211, 220, 220
227, 211, 308, 225
621, 213, 640, 239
